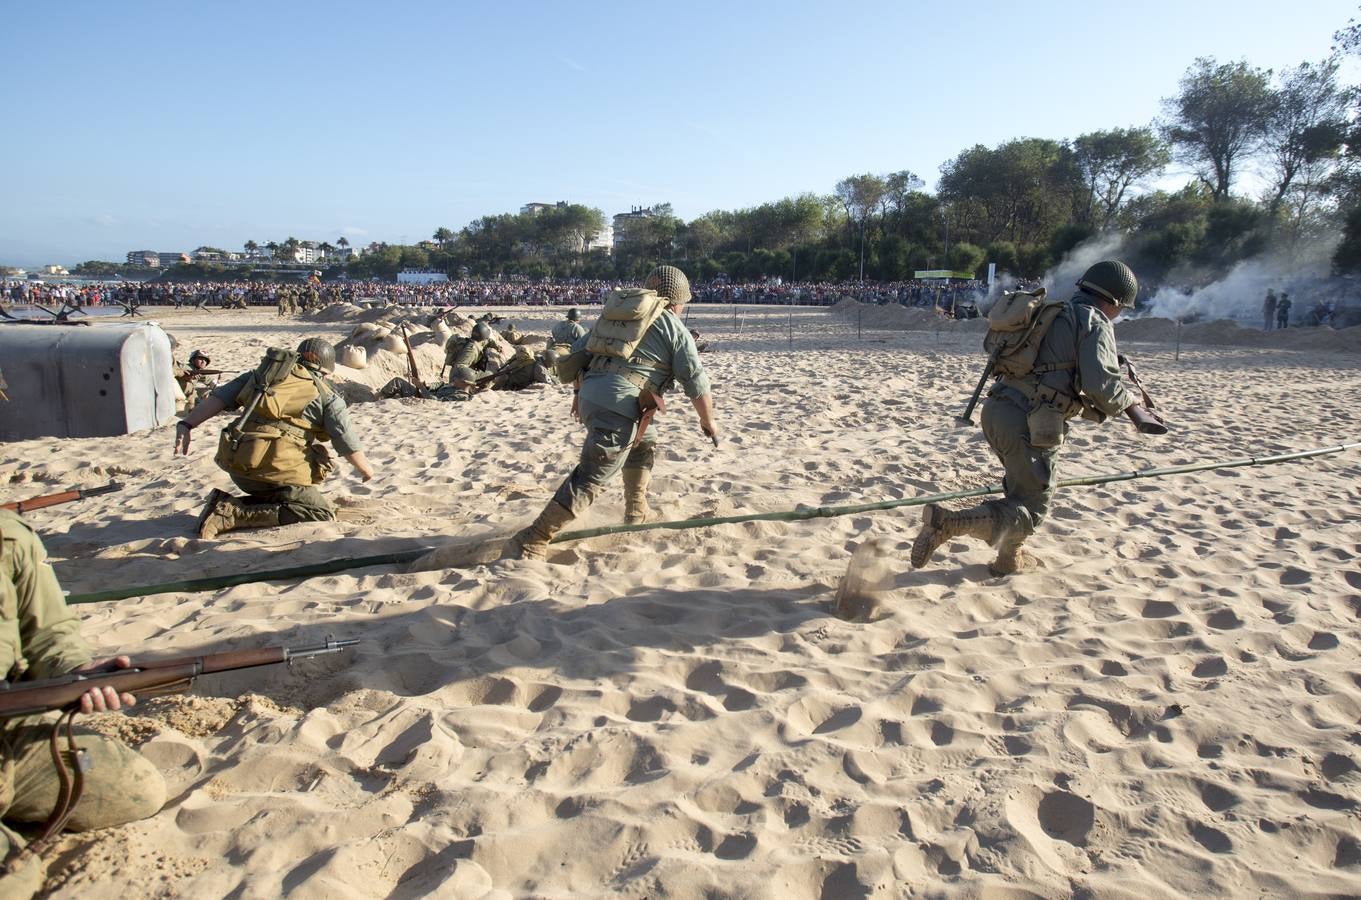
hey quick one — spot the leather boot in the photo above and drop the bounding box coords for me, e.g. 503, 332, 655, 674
989, 535, 1039, 576
622, 468, 652, 525
196, 488, 232, 537
910, 503, 996, 569
505, 501, 575, 561
200, 497, 283, 539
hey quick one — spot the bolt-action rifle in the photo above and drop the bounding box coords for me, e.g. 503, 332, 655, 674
957, 347, 1000, 427
0, 638, 358, 871
1118, 354, 1168, 435
398, 322, 428, 397
2, 482, 123, 514
221, 348, 298, 453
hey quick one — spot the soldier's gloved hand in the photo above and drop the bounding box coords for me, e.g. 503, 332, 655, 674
74, 656, 137, 712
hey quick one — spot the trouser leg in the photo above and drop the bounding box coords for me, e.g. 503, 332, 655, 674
980, 395, 1060, 539
551, 407, 639, 518
1, 713, 165, 833
230, 476, 335, 524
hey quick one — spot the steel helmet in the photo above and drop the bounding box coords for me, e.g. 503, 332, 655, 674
567, 307, 581, 321
471, 322, 492, 341
1077, 260, 1138, 308
296, 338, 336, 373
188, 350, 211, 366
644, 265, 692, 305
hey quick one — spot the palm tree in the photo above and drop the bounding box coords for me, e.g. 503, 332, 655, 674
244, 239, 258, 257
337, 236, 350, 248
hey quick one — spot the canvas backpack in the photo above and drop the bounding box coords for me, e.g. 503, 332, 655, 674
982, 288, 1069, 380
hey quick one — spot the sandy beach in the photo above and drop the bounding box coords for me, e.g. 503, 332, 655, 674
3, 305, 1360, 898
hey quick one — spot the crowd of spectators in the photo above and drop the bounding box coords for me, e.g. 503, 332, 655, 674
3, 274, 1032, 320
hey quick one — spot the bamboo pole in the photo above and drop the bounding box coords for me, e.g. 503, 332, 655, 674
64, 440, 1360, 605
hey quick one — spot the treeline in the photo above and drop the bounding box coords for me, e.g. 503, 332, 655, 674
335, 48, 1360, 286
63, 17, 1361, 289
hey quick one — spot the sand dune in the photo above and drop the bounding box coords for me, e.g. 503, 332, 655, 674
3, 305, 1359, 898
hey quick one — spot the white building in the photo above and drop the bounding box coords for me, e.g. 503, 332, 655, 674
587, 224, 614, 254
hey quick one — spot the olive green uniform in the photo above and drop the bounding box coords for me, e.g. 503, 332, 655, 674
982, 294, 1134, 537
552, 311, 709, 515
444, 337, 492, 376
0, 510, 165, 896
551, 320, 588, 346
208, 369, 363, 523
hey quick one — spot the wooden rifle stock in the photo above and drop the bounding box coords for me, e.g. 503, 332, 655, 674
1126, 405, 1168, 435
633, 390, 665, 447
398, 323, 427, 396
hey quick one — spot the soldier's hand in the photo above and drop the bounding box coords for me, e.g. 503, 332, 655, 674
174, 421, 193, 455
700, 421, 719, 446
75, 656, 137, 712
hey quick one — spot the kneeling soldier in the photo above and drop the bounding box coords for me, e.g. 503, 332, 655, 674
174, 338, 374, 538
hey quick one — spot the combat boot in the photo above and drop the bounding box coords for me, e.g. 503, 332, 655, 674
199, 497, 283, 539
622, 468, 652, 525
196, 488, 232, 537
989, 535, 1039, 577
505, 501, 575, 561
909, 503, 996, 569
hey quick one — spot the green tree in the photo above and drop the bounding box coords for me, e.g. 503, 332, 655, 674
433, 227, 455, 245
1262, 59, 1348, 221
834, 174, 888, 280
1072, 127, 1170, 227
1161, 57, 1274, 200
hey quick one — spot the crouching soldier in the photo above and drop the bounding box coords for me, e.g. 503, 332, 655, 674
550, 307, 587, 352
443, 322, 496, 382
912, 260, 1155, 575
174, 338, 375, 538
506, 266, 718, 560
0, 509, 165, 897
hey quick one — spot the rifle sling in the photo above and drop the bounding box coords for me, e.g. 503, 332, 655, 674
4, 710, 86, 872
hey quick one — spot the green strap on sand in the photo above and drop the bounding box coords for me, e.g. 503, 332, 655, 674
64, 440, 1360, 605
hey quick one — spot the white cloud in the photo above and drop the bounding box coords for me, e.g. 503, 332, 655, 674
560, 57, 586, 72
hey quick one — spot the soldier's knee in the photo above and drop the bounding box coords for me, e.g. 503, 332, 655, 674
69, 745, 165, 831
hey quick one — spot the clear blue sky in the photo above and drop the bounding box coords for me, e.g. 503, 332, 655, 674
2, 0, 1356, 266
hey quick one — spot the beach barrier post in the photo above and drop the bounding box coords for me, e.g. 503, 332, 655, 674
64, 440, 1361, 605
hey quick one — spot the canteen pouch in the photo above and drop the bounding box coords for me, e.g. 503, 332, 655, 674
1026, 402, 1066, 450
307, 443, 336, 483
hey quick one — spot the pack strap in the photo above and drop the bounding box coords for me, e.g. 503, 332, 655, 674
1031, 360, 1076, 375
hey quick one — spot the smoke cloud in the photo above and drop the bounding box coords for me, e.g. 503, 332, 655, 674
1041, 232, 1345, 325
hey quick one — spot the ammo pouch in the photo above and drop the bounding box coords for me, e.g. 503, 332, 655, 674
215, 422, 323, 485
1026, 403, 1067, 450
588, 355, 668, 393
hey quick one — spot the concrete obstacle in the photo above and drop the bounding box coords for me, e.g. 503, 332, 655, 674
0, 323, 177, 440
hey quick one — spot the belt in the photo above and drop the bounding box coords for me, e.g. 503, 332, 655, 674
590, 356, 666, 392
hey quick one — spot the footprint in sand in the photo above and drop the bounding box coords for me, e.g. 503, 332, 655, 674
1280, 566, 1313, 586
